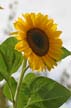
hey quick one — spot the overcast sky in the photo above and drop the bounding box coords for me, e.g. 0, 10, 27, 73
0, 0, 71, 46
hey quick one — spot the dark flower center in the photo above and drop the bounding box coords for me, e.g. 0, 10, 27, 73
27, 28, 49, 56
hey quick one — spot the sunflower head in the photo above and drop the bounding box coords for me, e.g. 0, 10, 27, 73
12, 13, 63, 71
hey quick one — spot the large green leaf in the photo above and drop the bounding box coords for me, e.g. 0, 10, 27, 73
3, 77, 17, 101
17, 73, 37, 108
23, 73, 38, 85
61, 47, 71, 59
0, 37, 23, 80
17, 73, 70, 108
3, 73, 37, 103
0, 52, 9, 80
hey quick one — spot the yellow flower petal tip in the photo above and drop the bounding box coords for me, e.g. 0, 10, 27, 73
13, 13, 63, 71
9, 32, 18, 36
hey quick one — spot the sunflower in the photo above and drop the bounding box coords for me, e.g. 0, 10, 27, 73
12, 13, 63, 71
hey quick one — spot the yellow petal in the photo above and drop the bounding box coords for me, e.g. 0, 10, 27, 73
46, 19, 53, 28
18, 17, 31, 30
42, 55, 57, 70
14, 21, 28, 32
24, 48, 32, 57
50, 24, 57, 31
35, 13, 48, 27
48, 49, 63, 60
10, 31, 26, 40
15, 40, 28, 51
23, 13, 34, 26
50, 39, 62, 47
52, 31, 62, 38
10, 31, 18, 36
28, 53, 45, 71
16, 32, 26, 40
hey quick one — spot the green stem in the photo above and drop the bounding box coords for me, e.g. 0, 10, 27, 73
14, 58, 29, 108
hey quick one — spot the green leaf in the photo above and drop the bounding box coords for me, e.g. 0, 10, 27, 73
17, 73, 70, 108
16, 73, 37, 108
0, 52, 9, 80
3, 77, 17, 101
0, 37, 23, 80
23, 73, 38, 85
61, 47, 71, 59
0, 73, 3, 81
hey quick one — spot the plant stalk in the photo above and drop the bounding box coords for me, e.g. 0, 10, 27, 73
14, 58, 29, 108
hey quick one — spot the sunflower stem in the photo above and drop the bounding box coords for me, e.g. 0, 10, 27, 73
13, 57, 29, 108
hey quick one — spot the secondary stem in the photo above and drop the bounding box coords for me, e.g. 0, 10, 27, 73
14, 58, 29, 108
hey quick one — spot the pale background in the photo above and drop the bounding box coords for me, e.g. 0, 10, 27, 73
0, 0, 71, 108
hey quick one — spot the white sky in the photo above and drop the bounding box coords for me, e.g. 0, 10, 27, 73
0, 0, 71, 46
0, 0, 71, 108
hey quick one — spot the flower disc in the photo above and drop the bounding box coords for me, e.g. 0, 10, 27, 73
27, 28, 49, 56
